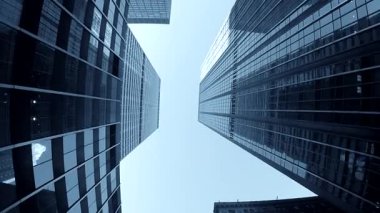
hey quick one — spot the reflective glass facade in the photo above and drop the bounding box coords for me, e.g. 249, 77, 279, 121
127, 0, 171, 24
121, 28, 160, 157
199, 0, 380, 212
0, 0, 164, 212
213, 197, 342, 213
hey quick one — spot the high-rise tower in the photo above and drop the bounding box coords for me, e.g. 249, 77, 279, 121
0, 0, 170, 212
214, 197, 342, 213
199, 0, 380, 212
127, 0, 172, 24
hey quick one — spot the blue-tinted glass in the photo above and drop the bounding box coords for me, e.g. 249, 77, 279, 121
85, 160, 94, 176
341, 10, 357, 27
367, 0, 380, 14
0, 0, 23, 25
38, 0, 61, 44
357, 5, 367, 19
100, 164, 106, 178
101, 189, 107, 204
102, 202, 109, 213
99, 139, 106, 152
67, 203, 81, 213
99, 153, 106, 165
32, 140, 51, 166
65, 170, 78, 191
108, 1, 115, 24
84, 144, 94, 160
95, 0, 104, 11
84, 129, 93, 145
340, 0, 355, 15
34, 160, 53, 188
110, 169, 116, 191
91, 8, 102, 37
87, 189, 96, 206
86, 174, 95, 191
99, 127, 106, 139
64, 150, 77, 171
0, 150, 16, 210
89, 202, 97, 213
67, 185, 79, 207
63, 134, 76, 154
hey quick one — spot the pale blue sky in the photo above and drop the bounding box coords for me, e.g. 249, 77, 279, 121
120, 1, 314, 212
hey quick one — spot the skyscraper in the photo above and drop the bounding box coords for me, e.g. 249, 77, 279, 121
213, 197, 342, 213
121, 29, 161, 157
127, 0, 172, 24
0, 0, 169, 212
199, 0, 380, 212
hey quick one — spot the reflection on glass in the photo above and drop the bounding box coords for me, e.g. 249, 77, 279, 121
0, 150, 15, 185
32, 143, 47, 166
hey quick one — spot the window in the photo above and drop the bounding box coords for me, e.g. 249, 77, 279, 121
367, 0, 380, 15
63, 134, 76, 154
65, 170, 78, 191
104, 23, 112, 47
67, 185, 79, 207
91, 9, 102, 37
341, 11, 357, 27
32, 140, 53, 188
85, 129, 93, 145
32, 140, 52, 166
34, 160, 53, 188
85, 143, 94, 160
64, 150, 77, 171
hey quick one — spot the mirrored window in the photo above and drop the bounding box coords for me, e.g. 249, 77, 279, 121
64, 150, 77, 171
32, 140, 51, 166
34, 160, 53, 188
63, 134, 76, 154
65, 170, 78, 191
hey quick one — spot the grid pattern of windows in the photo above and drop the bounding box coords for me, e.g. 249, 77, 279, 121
120, 27, 161, 157
0, 0, 127, 212
199, 0, 380, 212
0, 0, 166, 211
127, 0, 171, 24
0, 124, 120, 212
214, 197, 342, 213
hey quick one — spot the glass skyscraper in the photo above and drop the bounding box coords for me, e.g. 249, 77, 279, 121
213, 197, 342, 213
127, 0, 171, 24
121, 29, 161, 157
199, 0, 380, 212
0, 0, 169, 212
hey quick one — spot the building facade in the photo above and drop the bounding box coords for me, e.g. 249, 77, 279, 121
0, 0, 167, 212
199, 0, 380, 212
213, 197, 342, 213
127, 0, 171, 24
121, 29, 161, 157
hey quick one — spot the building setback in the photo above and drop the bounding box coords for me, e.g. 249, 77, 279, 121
0, 0, 168, 212
213, 197, 342, 213
199, 0, 380, 212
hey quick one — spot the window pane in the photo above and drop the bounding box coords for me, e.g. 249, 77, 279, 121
34, 161, 53, 188
67, 185, 79, 207
65, 170, 78, 191
32, 140, 51, 166
63, 134, 76, 153
85, 160, 94, 176
86, 174, 95, 191
85, 144, 94, 160
84, 129, 93, 145
64, 151, 77, 171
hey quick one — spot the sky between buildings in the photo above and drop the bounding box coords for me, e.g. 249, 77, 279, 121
120, 1, 315, 212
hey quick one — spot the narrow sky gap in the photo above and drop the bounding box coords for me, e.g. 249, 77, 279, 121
120, 1, 314, 212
